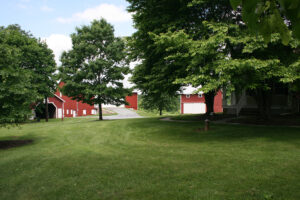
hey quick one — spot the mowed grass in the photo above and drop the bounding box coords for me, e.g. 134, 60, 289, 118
0, 117, 300, 200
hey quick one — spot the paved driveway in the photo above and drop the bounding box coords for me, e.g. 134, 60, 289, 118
103, 107, 143, 120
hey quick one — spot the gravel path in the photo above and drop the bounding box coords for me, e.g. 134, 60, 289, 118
103, 107, 143, 120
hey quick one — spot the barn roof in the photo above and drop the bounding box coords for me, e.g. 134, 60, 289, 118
53, 94, 65, 102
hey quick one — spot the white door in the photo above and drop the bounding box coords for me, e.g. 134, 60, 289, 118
183, 103, 206, 114
57, 108, 62, 118
73, 110, 76, 117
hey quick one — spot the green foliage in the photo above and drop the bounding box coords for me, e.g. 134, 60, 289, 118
139, 94, 179, 115
152, 20, 300, 118
230, 0, 300, 44
0, 25, 56, 125
59, 19, 130, 120
128, 0, 300, 117
32, 41, 57, 99
127, 0, 238, 114
153, 20, 300, 90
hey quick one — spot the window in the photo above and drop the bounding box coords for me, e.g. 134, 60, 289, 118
60, 92, 62, 97
67, 109, 69, 114
83, 110, 86, 115
186, 94, 190, 98
198, 94, 203, 98
71, 110, 73, 114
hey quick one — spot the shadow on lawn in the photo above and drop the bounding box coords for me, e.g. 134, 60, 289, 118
0, 134, 44, 150
0, 139, 34, 150
139, 119, 300, 147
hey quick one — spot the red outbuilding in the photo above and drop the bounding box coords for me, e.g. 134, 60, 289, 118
46, 82, 97, 119
42, 82, 139, 119
125, 93, 138, 110
180, 90, 223, 114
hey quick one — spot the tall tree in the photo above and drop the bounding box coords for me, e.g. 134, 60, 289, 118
127, 0, 239, 115
26, 41, 57, 122
0, 25, 56, 125
153, 22, 300, 119
59, 19, 130, 120
151, 23, 232, 115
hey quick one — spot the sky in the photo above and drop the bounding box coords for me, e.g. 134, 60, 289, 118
0, 0, 136, 88
0, 0, 196, 92
0, 0, 135, 64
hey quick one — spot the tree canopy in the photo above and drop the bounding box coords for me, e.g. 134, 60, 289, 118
152, 21, 300, 118
230, 0, 300, 44
127, 0, 300, 118
127, 0, 240, 115
0, 25, 57, 125
59, 19, 130, 120
127, 0, 242, 115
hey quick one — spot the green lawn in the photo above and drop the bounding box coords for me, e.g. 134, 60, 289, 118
0, 117, 299, 200
136, 108, 180, 117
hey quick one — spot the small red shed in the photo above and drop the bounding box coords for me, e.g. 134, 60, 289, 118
125, 93, 138, 110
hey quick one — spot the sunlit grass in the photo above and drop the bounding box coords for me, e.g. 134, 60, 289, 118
0, 117, 299, 200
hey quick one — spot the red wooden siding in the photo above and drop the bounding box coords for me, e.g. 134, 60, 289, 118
48, 96, 63, 109
55, 82, 96, 118
181, 90, 223, 114
125, 93, 138, 110
214, 90, 223, 113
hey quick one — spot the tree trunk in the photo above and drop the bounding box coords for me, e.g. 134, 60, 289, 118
99, 103, 103, 120
45, 96, 49, 122
159, 108, 162, 116
205, 91, 215, 116
254, 88, 273, 120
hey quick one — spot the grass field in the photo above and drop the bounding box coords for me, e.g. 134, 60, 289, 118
136, 108, 180, 117
0, 117, 300, 200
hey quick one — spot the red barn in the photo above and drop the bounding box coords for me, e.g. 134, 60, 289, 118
180, 90, 223, 114
43, 82, 139, 119
47, 82, 97, 119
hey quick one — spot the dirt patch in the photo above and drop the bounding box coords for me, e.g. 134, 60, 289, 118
0, 140, 33, 150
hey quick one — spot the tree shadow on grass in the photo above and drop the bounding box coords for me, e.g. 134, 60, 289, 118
0, 134, 44, 150
0, 139, 34, 150
137, 119, 300, 147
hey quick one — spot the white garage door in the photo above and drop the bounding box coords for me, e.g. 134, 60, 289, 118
183, 103, 206, 114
